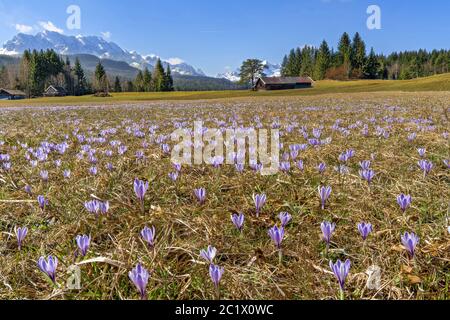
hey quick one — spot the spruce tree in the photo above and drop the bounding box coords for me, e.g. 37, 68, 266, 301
73, 57, 86, 96
351, 32, 366, 76
114, 76, 122, 92
135, 70, 144, 92
314, 40, 331, 80
338, 32, 352, 78
363, 48, 380, 79
165, 65, 174, 91
152, 59, 166, 92
143, 68, 152, 92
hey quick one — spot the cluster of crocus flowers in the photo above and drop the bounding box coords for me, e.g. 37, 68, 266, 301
84, 199, 110, 218
417, 160, 433, 177
129, 263, 150, 300
76, 235, 91, 257
194, 188, 206, 205
200, 246, 224, 299
37, 255, 58, 284
14, 226, 28, 250
318, 186, 332, 210
397, 194, 412, 213
141, 226, 156, 248
401, 232, 419, 259
252, 193, 266, 217
134, 178, 149, 213
329, 259, 351, 300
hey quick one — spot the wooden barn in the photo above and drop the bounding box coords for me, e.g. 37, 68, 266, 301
43, 85, 67, 97
0, 88, 26, 100
254, 76, 313, 91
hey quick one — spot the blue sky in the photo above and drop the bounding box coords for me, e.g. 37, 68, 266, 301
0, 0, 449, 76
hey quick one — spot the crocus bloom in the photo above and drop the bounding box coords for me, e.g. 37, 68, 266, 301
14, 226, 28, 250
200, 245, 217, 264
209, 264, 224, 288
268, 225, 285, 249
168, 172, 179, 182
141, 226, 156, 247
321, 221, 336, 245
329, 259, 351, 291
401, 232, 419, 258
37, 255, 58, 283
37, 195, 48, 211
280, 162, 291, 173
357, 222, 373, 241
417, 148, 426, 157
360, 169, 375, 185
40, 170, 49, 182
279, 212, 292, 227
397, 194, 412, 213
194, 188, 206, 204
296, 160, 304, 171
231, 213, 245, 232
253, 193, 266, 217
63, 169, 71, 179
134, 179, 149, 202
129, 263, 150, 300
317, 162, 326, 174
318, 186, 332, 210
359, 160, 371, 170
417, 160, 433, 176
24, 185, 32, 195
76, 235, 91, 257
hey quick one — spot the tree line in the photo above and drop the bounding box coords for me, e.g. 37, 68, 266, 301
281, 32, 450, 80
0, 49, 174, 97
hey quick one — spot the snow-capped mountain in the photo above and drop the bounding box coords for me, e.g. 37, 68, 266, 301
1, 31, 205, 76
217, 60, 281, 82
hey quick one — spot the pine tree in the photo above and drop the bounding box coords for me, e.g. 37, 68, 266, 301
143, 68, 152, 92
152, 59, 166, 92
351, 32, 366, 77
126, 81, 135, 92
363, 48, 380, 79
114, 76, 122, 92
0, 65, 9, 88
135, 70, 144, 92
94, 62, 108, 93
73, 57, 86, 96
338, 32, 352, 78
281, 55, 289, 76
238, 59, 267, 89
314, 40, 331, 80
164, 65, 174, 92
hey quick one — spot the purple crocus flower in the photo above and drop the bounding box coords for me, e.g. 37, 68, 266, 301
235, 163, 244, 173
321, 221, 336, 246
40, 170, 49, 182
194, 188, 206, 204
200, 245, 217, 264
231, 213, 245, 232
417, 148, 426, 158
168, 172, 179, 182
418, 160, 433, 177
134, 179, 149, 212
172, 163, 182, 172
253, 193, 266, 217
89, 166, 97, 175
37, 195, 48, 211
76, 235, 91, 257
360, 169, 375, 185
317, 162, 326, 174
279, 212, 292, 227
141, 226, 156, 248
397, 194, 412, 213
280, 161, 291, 173
209, 264, 224, 289
329, 259, 351, 293
37, 255, 58, 284
129, 263, 150, 300
296, 160, 304, 171
63, 169, 71, 179
268, 225, 285, 249
14, 226, 28, 250
318, 186, 332, 210
359, 160, 371, 170
357, 222, 373, 241
443, 159, 450, 169
24, 185, 32, 195
401, 232, 419, 258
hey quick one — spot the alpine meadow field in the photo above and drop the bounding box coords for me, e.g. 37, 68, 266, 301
0, 91, 448, 300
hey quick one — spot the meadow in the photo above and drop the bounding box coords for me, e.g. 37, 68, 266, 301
0, 91, 448, 300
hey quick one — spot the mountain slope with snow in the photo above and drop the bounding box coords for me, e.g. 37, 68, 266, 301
1, 31, 205, 76
217, 61, 281, 82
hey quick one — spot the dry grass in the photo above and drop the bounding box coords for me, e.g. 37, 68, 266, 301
0, 92, 448, 300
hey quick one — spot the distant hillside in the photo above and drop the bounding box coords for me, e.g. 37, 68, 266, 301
0, 53, 242, 91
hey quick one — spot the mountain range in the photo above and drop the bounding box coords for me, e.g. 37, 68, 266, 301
0, 31, 280, 86
216, 61, 282, 82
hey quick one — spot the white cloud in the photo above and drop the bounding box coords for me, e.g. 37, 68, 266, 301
39, 21, 64, 34
101, 31, 111, 40
15, 24, 33, 34
166, 57, 185, 65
